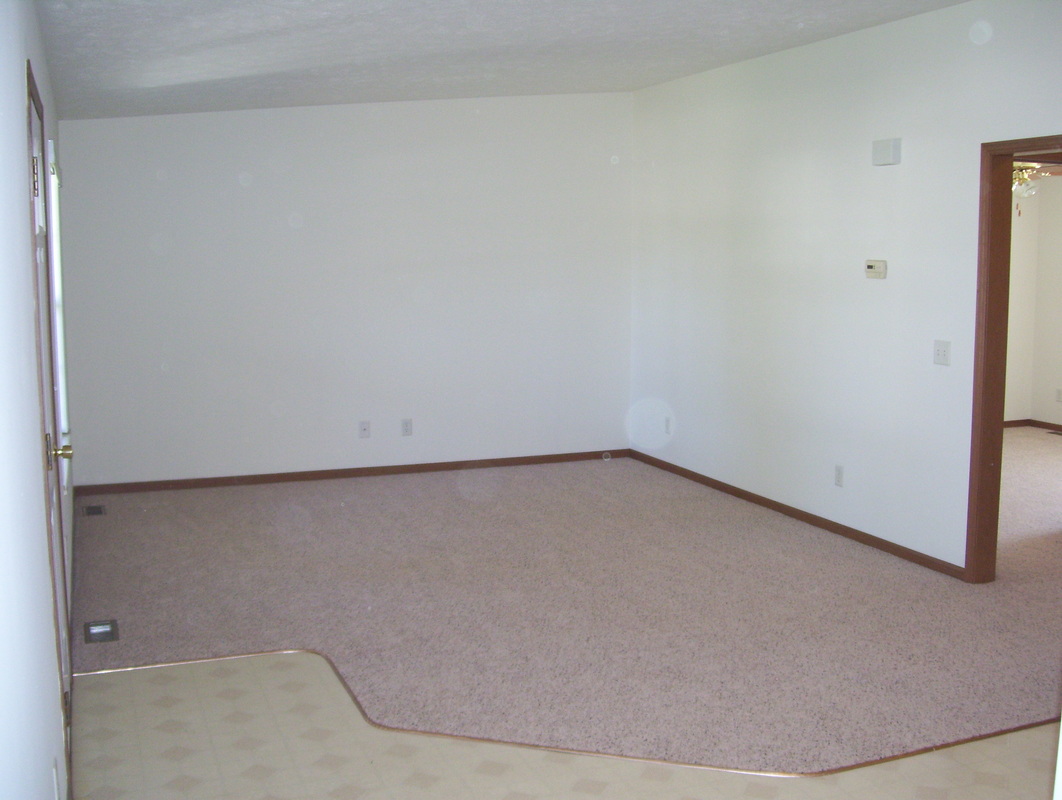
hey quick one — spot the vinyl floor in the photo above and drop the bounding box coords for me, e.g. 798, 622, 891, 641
71, 651, 1059, 800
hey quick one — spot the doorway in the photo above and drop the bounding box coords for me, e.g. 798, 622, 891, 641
966, 134, 1062, 583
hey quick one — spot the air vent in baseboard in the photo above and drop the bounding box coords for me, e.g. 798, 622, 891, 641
84, 620, 119, 643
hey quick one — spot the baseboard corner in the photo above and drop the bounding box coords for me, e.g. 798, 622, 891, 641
628, 450, 967, 581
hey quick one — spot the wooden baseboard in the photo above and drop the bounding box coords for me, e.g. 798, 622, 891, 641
1004, 419, 1062, 433
74, 449, 632, 497
628, 450, 968, 582
75, 446, 971, 581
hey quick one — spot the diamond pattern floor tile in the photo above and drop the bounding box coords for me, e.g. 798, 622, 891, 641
72, 652, 1059, 800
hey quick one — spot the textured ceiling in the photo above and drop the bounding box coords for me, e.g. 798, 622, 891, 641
37, 0, 968, 120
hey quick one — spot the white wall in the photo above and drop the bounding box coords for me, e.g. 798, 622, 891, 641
1032, 177, 1062, 425
1006, 188, 1039, 421
0, 3, 69, 799
60, 94, 633, 484
52, 0, 1062, 560
1007, 176, 1062, 425
630, 0, 1062, 566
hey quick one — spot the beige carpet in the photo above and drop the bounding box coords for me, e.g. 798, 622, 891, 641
70, 427, 1062, 774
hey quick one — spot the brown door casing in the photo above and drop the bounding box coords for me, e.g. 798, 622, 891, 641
966, 135, 1062, 583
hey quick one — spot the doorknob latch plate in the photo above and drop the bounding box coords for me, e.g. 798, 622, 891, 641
44, 432, 73, 469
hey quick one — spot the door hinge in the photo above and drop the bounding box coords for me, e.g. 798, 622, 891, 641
32, 155, 40, 198
63, 690, 71, 727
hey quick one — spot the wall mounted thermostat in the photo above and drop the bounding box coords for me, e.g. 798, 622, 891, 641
865, 260, 887, 279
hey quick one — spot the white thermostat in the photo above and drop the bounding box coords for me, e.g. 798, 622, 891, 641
865, 260, 887, 279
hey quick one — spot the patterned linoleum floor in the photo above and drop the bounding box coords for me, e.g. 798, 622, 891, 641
71, 651, 1059, 800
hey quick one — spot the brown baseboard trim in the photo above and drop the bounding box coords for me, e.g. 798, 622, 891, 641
1004, 419, 1062, 433
74, 449, 632, 497
629, 450, 968, 582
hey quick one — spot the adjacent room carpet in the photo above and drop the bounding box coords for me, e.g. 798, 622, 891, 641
70, 427, 1062, 774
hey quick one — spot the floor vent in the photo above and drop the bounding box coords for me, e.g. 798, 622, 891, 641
83, 505, 106, 516
84, 620, 119, 643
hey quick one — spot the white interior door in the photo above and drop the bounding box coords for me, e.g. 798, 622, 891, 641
28, 65, 73, 728
46, 137, 74, 608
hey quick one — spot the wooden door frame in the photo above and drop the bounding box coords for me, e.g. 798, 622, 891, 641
965, 134, 1062, 583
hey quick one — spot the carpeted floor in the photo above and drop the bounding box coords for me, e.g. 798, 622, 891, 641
70, 427, 1062, 774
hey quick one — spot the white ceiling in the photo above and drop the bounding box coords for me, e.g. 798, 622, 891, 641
37, 0, 968, 120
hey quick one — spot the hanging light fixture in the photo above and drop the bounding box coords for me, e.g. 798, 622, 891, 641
1013, 162, 1046, 197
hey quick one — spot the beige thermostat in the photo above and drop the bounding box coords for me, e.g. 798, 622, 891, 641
865, 260, 887, 279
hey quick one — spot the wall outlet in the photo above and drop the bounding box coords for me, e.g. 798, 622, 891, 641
401, 418, 413, 436
358, 421, 370, 439
933, 340, 951, 366
834, 465, 844, 487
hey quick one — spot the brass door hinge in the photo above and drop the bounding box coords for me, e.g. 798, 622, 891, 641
32, 155, 39, 197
